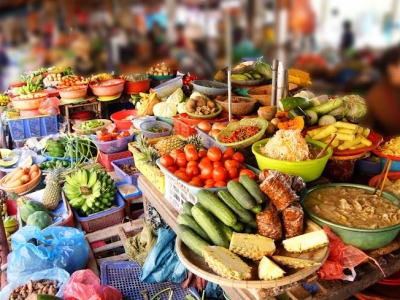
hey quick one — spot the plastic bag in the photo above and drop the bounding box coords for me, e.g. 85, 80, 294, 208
0, 268, 70, 299
38, 96, 60, 116
140, 228, 187, 283
7, 225, 89, 283
64, 269, 122, 300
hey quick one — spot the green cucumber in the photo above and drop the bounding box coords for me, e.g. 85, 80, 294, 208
230, 220, 244, 232
196, 189, 237, 227
227, 181, 256, 210
244, 225, 253, 234
177, 224, 211, 257
250, 203, 263, 214
318, 115, 337, 126
217, 190, 257, 228
216, 218, 233, 242
183, 202, 194, 216
239, 175, 266, 204
177, 213, 212, 243
191, 204, 229, 248
309, 98, 344, 116
278, 96, 310, 111
305, 109, 318, 126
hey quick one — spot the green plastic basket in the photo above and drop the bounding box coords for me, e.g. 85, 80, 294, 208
215, 118, 268, 149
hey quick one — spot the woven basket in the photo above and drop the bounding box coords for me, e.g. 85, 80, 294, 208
139, 120, 172, 139
215, 118, 268, 149
186, 103, 222, 120
215, 97, 256, 116
247, 83, 298, 106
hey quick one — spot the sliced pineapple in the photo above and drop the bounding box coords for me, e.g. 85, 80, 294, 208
282, 230, 329, 253
203, 246, 252, 280
258, 256, 286, 280
229, 232, 276, 260
272, 256, 321, 269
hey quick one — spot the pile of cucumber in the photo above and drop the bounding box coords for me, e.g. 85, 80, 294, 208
278, 96, 346, 127
177, 175, 266, 257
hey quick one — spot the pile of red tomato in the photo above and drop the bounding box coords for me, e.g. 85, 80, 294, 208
160, 145, 257, 188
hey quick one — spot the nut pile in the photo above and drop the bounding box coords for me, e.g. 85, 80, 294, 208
9, 279, 59, 300
121, 164, 140, 175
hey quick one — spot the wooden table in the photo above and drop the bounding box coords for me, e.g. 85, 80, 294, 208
138, 175, 400, 300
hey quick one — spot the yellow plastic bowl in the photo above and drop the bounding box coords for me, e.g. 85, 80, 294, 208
251, 138, 332, 182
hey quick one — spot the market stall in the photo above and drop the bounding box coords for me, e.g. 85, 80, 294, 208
0, 57, 400, 300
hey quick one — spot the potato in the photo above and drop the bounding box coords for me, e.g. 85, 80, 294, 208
207, 100, 215, 108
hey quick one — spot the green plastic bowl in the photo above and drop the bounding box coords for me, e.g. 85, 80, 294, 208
303, 183, 400, 250
251, 138, 332, 182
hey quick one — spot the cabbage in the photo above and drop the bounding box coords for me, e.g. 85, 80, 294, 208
254, 58, 272, 80
177, 102, 187, 114
166, 88, 184, 105
294, 90, 315, 100
343, 95, 367, 123
328, 99, 349, 119
153, 102, 177, 118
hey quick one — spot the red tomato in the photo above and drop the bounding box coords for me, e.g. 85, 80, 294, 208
200, 165, 213, 180
239, 169, 257, 180
214, 181, 227, 188
176, 153, 188, 167
184, 144, 196, 151
188, 180, 202, 187
198, 149, 208, 158
167, 166, 178, 173
224, 159, 239, 169
171, 149, 184, 160
187, 161, 198, 168
160, 154, 175, 168
191, 176, 203, 185
198, 157, 212, 170
212, 167, 227, 182
204, 178, 215, 186
232, 152, 245, 163
184, 147, 199, 162
175, 171, 191, 182
213, 161, 224, 168
179, 167, 187, 172
222, 148, 235, 160
226, 166, 238, 179
203, 184, 215, 188
186, 165, 200, 177
207, 146, 222, 162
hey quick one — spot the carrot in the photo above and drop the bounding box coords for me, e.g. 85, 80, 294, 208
23, 167, 30, 175
4, 169, 25, 185
29, 164, 39, 175
29, 171, 38, 181
19, 174, 30, 184
4, 167, 22, 183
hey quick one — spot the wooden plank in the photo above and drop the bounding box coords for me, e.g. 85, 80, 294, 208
287, 286, 312, 300
97, 253, 128, 265
92, 241, 123, 254
86, 238, 100, 277
85, 219, 143, 243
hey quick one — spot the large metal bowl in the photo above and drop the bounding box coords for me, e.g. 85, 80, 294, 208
302, 183, 400, 250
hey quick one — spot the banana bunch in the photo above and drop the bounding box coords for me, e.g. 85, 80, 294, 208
64, 169, 116, 216
231, 70, 262, 81
13, 76, 44, 94
79, 120, 105, 130
0, 94, 10, 106
3, 216, 18, 234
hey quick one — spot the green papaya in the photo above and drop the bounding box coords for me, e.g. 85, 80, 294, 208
18, 199, 55, 223
26, 211, 53, 229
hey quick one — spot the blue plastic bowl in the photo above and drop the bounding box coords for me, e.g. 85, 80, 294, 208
380, 157, 400, 172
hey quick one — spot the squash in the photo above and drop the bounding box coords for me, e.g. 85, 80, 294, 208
277, 116, 305, 131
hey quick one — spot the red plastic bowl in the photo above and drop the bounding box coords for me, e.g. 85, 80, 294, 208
125, 80, 151, 94
90, 79, 125, 97
110, 109, 138, 130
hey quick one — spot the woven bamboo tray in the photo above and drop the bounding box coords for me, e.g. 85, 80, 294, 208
176, 219, 329, 289
247, 83, 298, 106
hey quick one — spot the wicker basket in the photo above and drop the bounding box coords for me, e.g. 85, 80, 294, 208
247, 83, 298, 106
215, 118, 268, 149
186, 103, 222, 120
215, 97, 256, 116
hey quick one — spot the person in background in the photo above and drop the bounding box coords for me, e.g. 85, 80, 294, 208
364, 44, 400, 137
178, 24, 216, 79
340, 20, 355, 57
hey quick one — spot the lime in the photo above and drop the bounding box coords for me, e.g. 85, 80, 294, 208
62, 160, 69, 167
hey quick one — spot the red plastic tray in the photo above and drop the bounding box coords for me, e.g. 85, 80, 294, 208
302, 126, 383, 156
178, 112, 229, 126
369, 172, 400, 188
372, 137, 400, 161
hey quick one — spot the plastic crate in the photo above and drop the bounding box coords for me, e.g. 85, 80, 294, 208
173, 116, 198, 137
111, 157, 141, 185
73, 193, 125, 233
196, 128, 227, 151
91, 134, 134, 154
100, 261, 197, 300
8, 115, 59, 141
98, 150, 132, 171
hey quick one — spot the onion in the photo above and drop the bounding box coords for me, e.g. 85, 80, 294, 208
197, 121, 211, 133
209, 129, 220, 138
212, 123, 227, 131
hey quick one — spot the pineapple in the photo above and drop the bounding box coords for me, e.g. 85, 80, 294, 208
229, 232, 276, 260
258, 256, 286, 280
186, 135, 204, 151
272, 256, 321, 269
203, 246, 252, 280
154, 137, 186, 156
136, 134, 150, 152
282, 230, 329, 253
140, 146, 160, 167
42, 167, 63, 210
